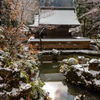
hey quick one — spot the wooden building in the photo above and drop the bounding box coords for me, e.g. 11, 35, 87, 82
28, 38, 90, 50
28, 7, 90, 50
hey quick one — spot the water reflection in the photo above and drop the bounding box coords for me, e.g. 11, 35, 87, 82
62, 80, 100, 100
39, 55, 100, 100
42, 82, 74, 100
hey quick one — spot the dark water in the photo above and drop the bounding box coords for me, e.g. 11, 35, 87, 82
39, 55, 100, 100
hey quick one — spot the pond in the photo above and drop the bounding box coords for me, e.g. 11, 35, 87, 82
39, 55, 100, 100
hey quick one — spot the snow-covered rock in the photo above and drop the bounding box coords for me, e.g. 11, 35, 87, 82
90, 45, 99, 51
89, 59, 100, 71
68, 58, 77, 65
0, 50, 4, 55
52, 49, 59, 55
60, 58, 100, 91
89, 59, 99, 63
62, 59, 68, 64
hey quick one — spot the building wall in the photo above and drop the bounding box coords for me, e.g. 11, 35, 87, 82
31, 41, 90, 50
35, 25, 72, 38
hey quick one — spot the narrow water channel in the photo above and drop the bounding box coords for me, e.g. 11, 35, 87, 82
39, 55, 100, 100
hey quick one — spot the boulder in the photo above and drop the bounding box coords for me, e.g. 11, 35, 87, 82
62, 59, 68, 64
52, 49, 59, 55
68, 58, 77, 65
89, 59, 100, 71
0, 50, 4, 55
78, 56, 86, 64
0, 76, 3, 84
90, 45, 99, 51
0, 92, 9, 100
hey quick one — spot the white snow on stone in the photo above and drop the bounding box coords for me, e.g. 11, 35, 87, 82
0, 68, 12, 71
68, 58, 77, 65
0, 92, 5, 95
76, 71, 82, 76
10, 88, 19, 96
72, 64, 100, 77
0, 84, 7, 88
14, 68, 20, 72
89, 59, 99, 63
0, 62, 2, 66
71, 64, 82, 69
62, 64, 68, 72
88, 70, 100, 76
93, 79, 100, 86
20, 98, 25, 100
0, 76, 3, 81
20, 84, 31, 90
62, 59, 68, 64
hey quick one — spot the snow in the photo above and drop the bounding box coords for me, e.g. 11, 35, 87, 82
89, 59, 99, 63
0, 50, 4, 55
88, 70, 100, 76
0, 56, 4, 61
76, 71, 82, 76
0, 84, 7, 88
0, 68, 12, 71
72, 64, 100, 76
93, 79, 100, 86
10, 88, 19, 96
52, 49, 59, 55
38, 50, 100, 55
0, 62, 2, 66
20, 83, 31, 90
0, 76, 3, 81
14, 68, 20, 72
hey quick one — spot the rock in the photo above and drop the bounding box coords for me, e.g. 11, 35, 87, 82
68, 58, 77, 65
0, 68, 20, 88
34, 54, 38, 59
19, 97, 25, 100
52, 49, 59, 55
20, 83, 32, 91
0, 84, 7, 91
20, 84, 32, 99
0, 34, 5, 39
61, 64, 69, 72
3, 48, 9, 52
0, 56, 4, 61
74, 94, 85, 100
85, 58, 90, 64
0, 50, 4, 55
0, 76, 3, 84
89, 59, 100, 71
62, 59, 68, 64
17, 54, 24, 59
31, 69, 35, 76
0, 92, 9, 100
20, 72, 28, 83
22, 46, 29, 52
96, 73, 100, 80
0, 61, 3, 66
26, 60, 36, 65
0, 68, 12, 78
90, 59, 99, 63
11, 69, 20, 88
90, 45, 99, 51
78, 56, 86, 64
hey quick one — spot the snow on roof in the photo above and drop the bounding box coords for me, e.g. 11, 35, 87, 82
28, 38, 90, 42
29, 9, 80, 27
40, 9, 80, 25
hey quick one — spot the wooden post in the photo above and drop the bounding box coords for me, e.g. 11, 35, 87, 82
83, 18, 86, 37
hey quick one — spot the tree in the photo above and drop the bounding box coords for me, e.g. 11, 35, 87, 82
74, 0, 100, 38
0, 0, 39, 60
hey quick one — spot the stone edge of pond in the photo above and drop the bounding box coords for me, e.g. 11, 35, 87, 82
38, 50, 100, 56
